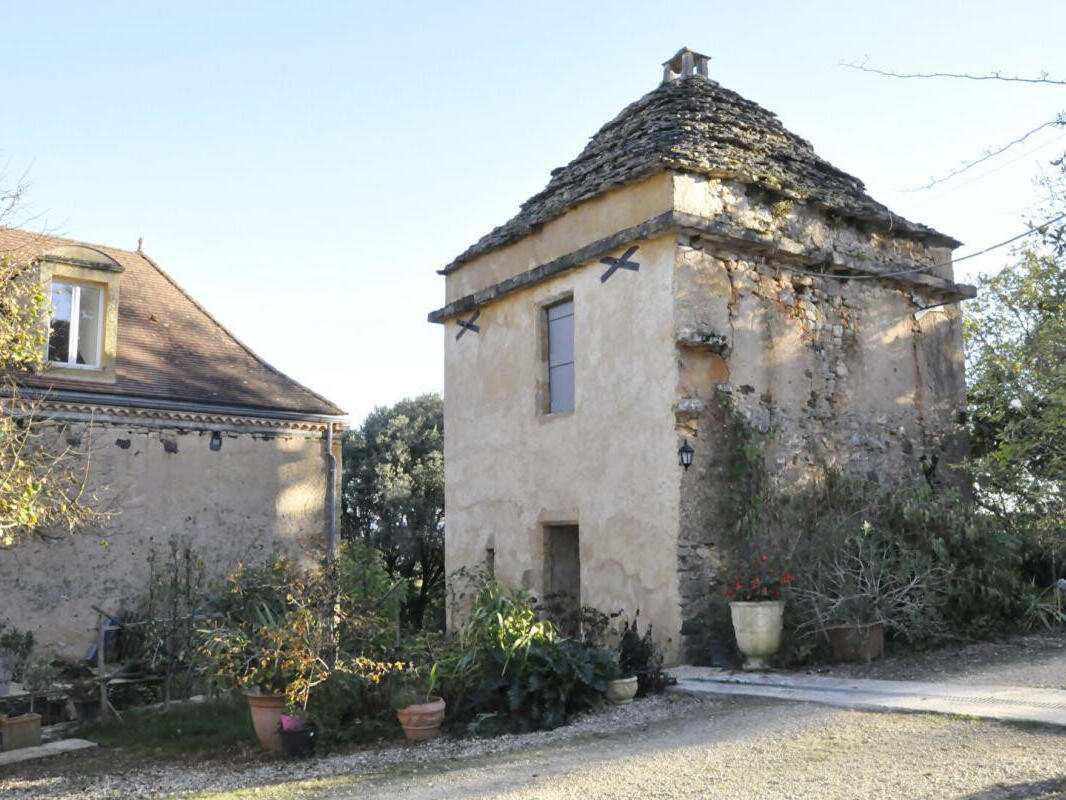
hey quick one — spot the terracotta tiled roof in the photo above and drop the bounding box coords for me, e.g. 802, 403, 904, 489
442, 74, 958, 273
1, 227, 344, 417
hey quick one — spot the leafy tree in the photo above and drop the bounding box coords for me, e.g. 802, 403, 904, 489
966, 164, 1066, 547
342, 394, 444, 630
0, 185, 98, 548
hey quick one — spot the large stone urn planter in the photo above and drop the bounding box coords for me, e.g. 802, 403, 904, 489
606, 676, 639, 705
396, 696, 446, 741
729, 600, 784, 670
242, 689, 286, 752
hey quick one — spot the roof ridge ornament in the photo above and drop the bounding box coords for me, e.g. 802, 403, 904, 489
662, 47, 710, 84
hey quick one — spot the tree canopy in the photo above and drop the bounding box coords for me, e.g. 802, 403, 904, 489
341, 393, 444, 630
1, 190, 98, 548
966, 165, 1066, 545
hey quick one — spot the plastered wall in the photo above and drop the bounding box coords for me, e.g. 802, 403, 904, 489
0, 422, 330, 657
443, 232, 685, 663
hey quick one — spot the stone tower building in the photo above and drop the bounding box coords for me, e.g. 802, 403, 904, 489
429, 49, 973, 663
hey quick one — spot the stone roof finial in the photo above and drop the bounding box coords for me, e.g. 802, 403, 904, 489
662, 47, 710, 84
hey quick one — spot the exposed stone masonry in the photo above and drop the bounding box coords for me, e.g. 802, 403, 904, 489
672, 189, 967, 662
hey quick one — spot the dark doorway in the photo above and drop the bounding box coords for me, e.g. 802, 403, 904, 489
544, 525, 580, 636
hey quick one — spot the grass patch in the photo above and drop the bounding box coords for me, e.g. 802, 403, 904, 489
81, 694, 255, 753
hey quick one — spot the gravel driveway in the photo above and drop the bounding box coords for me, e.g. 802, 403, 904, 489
5, 633, 1066, 800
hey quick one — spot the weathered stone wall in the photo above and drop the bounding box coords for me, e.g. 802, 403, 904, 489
672, 178, 967, 662
0, 421, 332, 658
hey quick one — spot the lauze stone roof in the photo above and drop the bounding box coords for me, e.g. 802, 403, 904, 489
1, 227, 344, 417
442, 73, 958, 274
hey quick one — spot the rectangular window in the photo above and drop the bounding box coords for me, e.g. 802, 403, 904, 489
48, 281, 103, 368
546, 299, 574, 413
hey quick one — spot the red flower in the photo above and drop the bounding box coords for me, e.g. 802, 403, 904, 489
760, 554, 768, 562
760, 586, 768, 596
750, 577, 761, 588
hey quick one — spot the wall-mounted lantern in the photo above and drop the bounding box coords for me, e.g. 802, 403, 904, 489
678, 438, 694, 470
210, 431, 223, 452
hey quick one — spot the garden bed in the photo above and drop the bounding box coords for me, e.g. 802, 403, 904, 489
0, 692, 708, 800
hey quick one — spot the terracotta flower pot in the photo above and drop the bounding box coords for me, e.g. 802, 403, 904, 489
395, 696, 446, 741
1, 713, 42, 751
729, 600, 784, 670
827, 622, 884, 663
606, 676, 639, 705
242, 689, 286, 752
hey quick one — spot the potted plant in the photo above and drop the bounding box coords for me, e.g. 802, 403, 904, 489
392, 664, 445, 742
724, 554, 795, 670
607, 614, 666, 703
1, 659, 58, 751
795, 522, 943, 663
201, 558, 339, 753
604, 654, 633, 705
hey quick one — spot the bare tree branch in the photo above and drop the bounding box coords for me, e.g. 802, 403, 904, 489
905, 114, 1066, 191
843, 61, 1066, 86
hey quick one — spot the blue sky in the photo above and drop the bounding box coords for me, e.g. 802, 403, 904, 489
3, 1, 1064, 423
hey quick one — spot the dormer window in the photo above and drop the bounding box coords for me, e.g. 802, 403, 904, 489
48, 281, 104, 368
39, 244, 122, 383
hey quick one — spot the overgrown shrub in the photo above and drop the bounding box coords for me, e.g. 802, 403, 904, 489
200, 546, 399, 723
748, 468, 1029, 649
715, 410, 1040, 655
305, 655, 406, 743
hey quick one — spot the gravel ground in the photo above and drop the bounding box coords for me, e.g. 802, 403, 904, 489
6, 632, 1066, 799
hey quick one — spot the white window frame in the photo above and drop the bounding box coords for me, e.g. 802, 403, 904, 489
48, 280, 105, 369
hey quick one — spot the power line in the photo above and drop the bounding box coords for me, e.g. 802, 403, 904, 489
785, 212, 1066, 282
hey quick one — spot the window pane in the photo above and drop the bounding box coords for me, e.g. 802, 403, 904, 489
547, 313, 574, 367
76, 285, 103, 366
48, 283, 73, 363
547, 300, 573, 322
549, 363, 574, 413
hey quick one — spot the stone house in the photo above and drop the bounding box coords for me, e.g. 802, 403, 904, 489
429, 49, 973, 664
0, 227, 346, 657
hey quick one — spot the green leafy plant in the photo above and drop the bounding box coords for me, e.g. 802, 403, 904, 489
436, 571, 617, 735
1021, 580, 1066, 631
199, 557, 335, 707
0, 623, 35, 682
22, 658, 59, 714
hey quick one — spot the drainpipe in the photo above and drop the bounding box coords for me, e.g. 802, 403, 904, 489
326, 423, 338, 558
